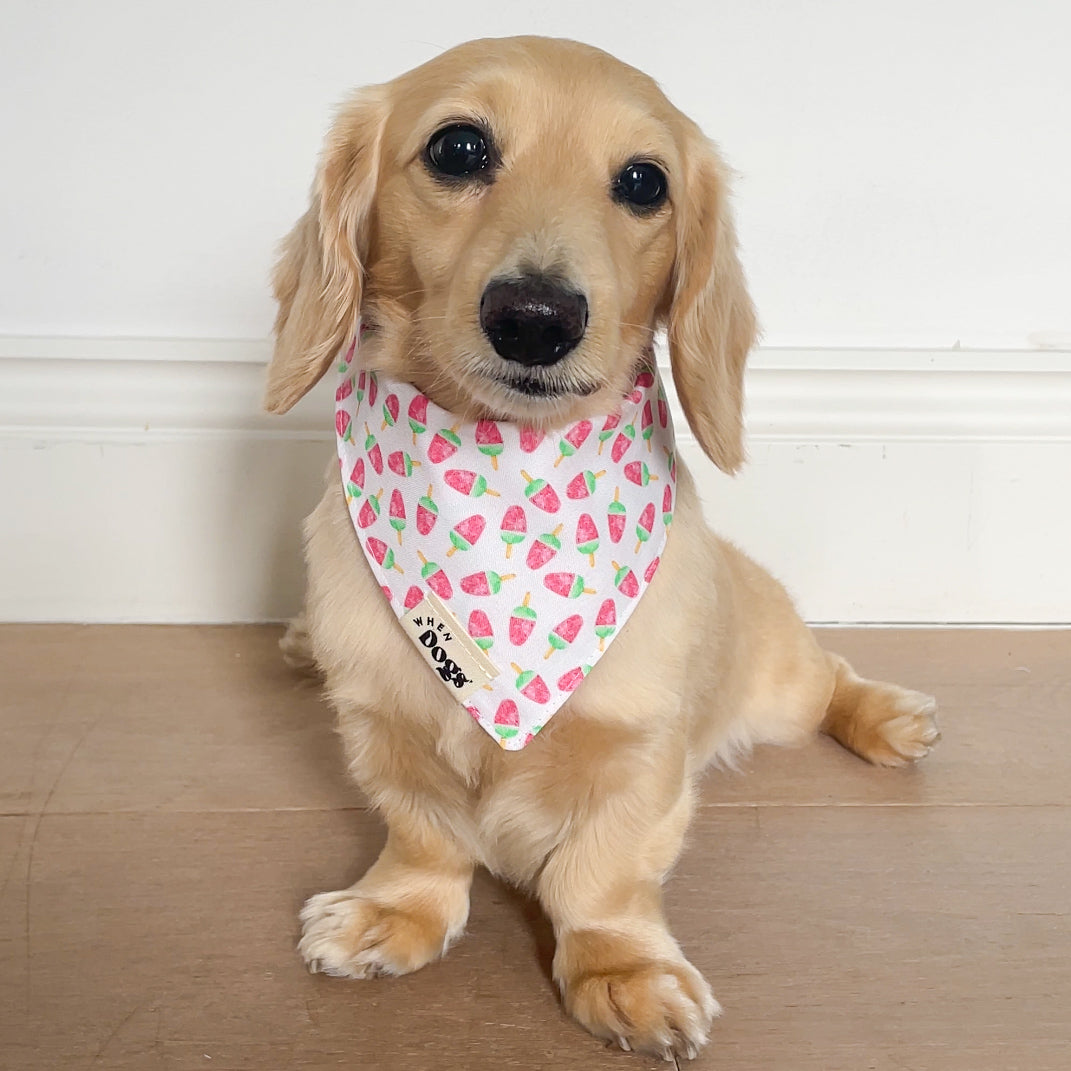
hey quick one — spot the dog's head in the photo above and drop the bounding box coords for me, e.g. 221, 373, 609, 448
266, 36, 756, 473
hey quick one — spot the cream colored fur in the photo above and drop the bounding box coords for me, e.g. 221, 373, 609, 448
267, 37, 939, 1062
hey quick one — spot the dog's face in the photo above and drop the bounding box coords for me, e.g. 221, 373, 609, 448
267, 36, 756, 473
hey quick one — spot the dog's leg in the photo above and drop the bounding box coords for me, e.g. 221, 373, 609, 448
820, 651, 940, 767
298, 821, 474, 979
536, 771, 717, 1062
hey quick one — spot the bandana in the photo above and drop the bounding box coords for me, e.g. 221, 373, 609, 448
334, 339, 677, 749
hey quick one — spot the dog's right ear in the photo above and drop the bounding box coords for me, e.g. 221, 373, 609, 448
264, 87, 388, 414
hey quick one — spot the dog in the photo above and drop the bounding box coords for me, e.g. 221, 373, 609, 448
265, 36, 939, 1061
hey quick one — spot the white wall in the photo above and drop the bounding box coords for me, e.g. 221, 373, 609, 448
2, 3, 1070, 623
2, 0, 1069, 347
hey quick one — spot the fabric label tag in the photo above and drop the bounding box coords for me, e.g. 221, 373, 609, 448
399, 591, 499, 701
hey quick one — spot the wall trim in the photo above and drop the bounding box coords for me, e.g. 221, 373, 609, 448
4, 336, 1070, 624
3, 335, 1071, 444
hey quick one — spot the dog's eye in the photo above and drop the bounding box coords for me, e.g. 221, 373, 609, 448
613, 162, 668, 210
426, 124, 491, 178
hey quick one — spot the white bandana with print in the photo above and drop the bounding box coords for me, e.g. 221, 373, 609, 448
335, 338, 677, 749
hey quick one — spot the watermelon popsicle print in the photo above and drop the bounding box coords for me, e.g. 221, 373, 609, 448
500, 505, 527, 557
509, 592, 537, 645
387, 449, 421, 477
553, 420, 592, 467
493, 699, 520, 740
595, 598, 616, 650
519, 428, 544, 453
357, 489, 384, 529
624, 460, 658, 487
597, 413, 620, 454
427, 426, 461, 464
461, 570, 515, 596
468, 609, 494, 651
345, 458, 365, 500
520, 470, 560, 514
416, 485, 439, 535
363, 425, 383, 474
644, 556, 661, 584
611, 560, 640, 598
446, 514, 485, 556
510, 663, 551, 704
526, 525, 563, 569
544, 572, 595, 599
557, 663, 592, 692
388, 489, 406, 544
335, 409, 353, 442
607, 488, 626, 544
417, 551, 452, 599
566, 469, 606, 500
445, 469, 499, 498
408, 394, 429, 444
366, 536, 403, 573
611, 423, 636, 463
545, 614, 583, 659
662, 483, 674, 527
634, 501, 655, 553
381, 393, 399, 430
576, 513, 599, 566
475, 420, 504, 469
641, 400, 654, 451
403, 585, 424, 610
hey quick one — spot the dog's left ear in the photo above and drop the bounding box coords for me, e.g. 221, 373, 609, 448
664, 130, 758, 474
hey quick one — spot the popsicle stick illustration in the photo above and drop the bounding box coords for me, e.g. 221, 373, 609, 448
357, 489, 384, 529
381, 392, 399, 430
526, 524, 563, 569
416, 551, 452, 599
475, 420, 503, 470
510, 663, 551, 704
611, 561, 640, 598
575, 513, 600, 567
509, 592, 537, 645
607, 488, 626, 544
624, 460, 658, 487
367, 536, 404, 573
635, 502, 656, 553
445, 469, 499, 497
387, 450, 421, 477
500, 505, 526, 557
545, 614, 583, 659
544, 572, 595, 598
408, 394, 428, 445
416, 485, 439, 535
460, 570, 515, 595
389, 489, 406, 544
595, 598, 616, 650
597, 414, 620, 454
427, 425, 461, 464
468, 609, 494, 651
566, 469, 606, 500
363, 424, 383, 474
520, 471, 560, 513
554, 420, 592, 467
446, 515, 486, 556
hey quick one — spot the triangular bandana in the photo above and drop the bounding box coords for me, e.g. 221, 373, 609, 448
334, 338, 677, 749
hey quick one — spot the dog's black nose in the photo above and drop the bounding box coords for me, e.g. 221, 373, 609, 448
480, 276, 588, 367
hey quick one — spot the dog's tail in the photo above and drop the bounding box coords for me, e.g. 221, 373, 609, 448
820, 652, 940, 767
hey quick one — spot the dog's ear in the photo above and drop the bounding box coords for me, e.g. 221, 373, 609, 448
665, 131, 757, 474
264, 87, 388, 414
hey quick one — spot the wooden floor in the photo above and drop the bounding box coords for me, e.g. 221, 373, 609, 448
1, 626, 1069, 1070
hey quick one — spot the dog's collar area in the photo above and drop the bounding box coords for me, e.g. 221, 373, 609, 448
334, 337, 677, 750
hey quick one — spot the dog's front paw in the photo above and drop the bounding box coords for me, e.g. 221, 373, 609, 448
298, 889, 456, 979
560, 947, 719, 1061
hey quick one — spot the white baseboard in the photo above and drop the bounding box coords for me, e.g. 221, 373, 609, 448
2, 336, 1070, 624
